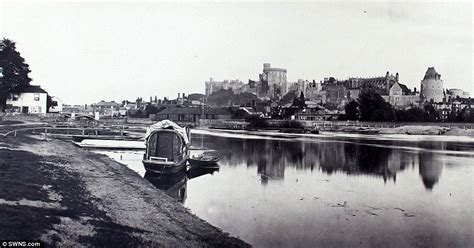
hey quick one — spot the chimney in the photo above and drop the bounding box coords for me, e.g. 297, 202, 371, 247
178, 93, 180, 99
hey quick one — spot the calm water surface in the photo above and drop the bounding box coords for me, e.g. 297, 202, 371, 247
96, 130, 474, 247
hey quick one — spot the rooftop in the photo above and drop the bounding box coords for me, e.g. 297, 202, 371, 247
10, 85, 48, 94
423, 67, 441, 80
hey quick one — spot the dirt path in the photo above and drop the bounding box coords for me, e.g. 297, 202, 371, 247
0, 134, 248, 247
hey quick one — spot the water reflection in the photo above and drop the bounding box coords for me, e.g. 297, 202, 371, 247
144, 167, 220, 202
418, 153, 444, 190
193, 134, 457, 190
145, 171, 188, 203
187, 167, 219, 180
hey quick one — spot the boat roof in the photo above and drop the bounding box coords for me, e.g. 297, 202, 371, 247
145, 119, 190, 145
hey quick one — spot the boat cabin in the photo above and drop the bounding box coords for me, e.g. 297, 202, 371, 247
145, 129, 187, 163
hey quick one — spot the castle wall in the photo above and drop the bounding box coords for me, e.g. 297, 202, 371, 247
421, 78, 444, 103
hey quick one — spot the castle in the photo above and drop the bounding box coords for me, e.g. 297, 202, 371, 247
259, 63, 288, 99
204, 65, 469, 111
420, 67, 444, 103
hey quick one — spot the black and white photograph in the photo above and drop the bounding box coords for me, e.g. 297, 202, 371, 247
0, 0, 473, 247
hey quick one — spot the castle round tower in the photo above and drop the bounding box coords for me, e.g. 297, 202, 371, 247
420, 67, 444, 103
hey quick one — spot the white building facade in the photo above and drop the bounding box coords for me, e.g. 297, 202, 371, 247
6, 85, 48, 114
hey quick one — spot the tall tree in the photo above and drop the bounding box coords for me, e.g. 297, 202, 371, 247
344, 100, 359, 120
358, 89, 395, 121
0, 38, 32, 112
281, 91, 297, 104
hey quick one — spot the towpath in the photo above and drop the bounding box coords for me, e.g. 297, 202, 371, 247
0, 130, 248, 247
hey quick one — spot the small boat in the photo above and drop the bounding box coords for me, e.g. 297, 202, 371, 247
188, 156, 219, 167
188, 151, 220, 168
142, 120, 190, 174
310, 128, 319, 134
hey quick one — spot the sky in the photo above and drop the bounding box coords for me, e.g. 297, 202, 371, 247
1, 0, 472, 104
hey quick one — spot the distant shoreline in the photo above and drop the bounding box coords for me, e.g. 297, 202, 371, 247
197, 125, 474, 138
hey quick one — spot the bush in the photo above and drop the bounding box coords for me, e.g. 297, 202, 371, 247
245, 115, 269, 128
128, 109, 147, 118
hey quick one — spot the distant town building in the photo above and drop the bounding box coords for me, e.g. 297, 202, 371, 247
420, 67, 444, 103
62, 104, 89, 114
93, 100, 121, 117
322, 71, 400, 109
296, 101, 327, 121
48, 96, 64, 113
6, 85, 48, 114
382, 82, 420, 108
447, 88, 470, 100
205, 78, 244, 97
155, 106, 231, 123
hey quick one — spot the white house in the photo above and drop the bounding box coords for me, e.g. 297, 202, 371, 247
6, 85, 48, 114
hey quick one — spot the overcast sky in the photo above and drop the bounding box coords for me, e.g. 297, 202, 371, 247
1, 0, 472, 104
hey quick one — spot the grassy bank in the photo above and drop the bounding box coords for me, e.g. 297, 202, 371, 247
0, 131, 248, 247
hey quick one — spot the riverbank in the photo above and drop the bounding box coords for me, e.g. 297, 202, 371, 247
0, 132, 248, 247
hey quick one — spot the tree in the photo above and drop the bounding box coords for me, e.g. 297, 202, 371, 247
344, 100, 359, 120
281, 91, 297, 104
299, 92, 305, 106
46, 95, 57, 113
423, 103, 439, 121
291, 92, 306, 109
207, 89, 259, 107
0, 38, 32, 112
245, 115, 269, 128
144, 104, 164, 116
358, 89, 395, 121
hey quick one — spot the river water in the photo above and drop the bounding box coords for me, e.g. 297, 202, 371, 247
95, 130, 474, 247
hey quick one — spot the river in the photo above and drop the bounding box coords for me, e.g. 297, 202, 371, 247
95, 130, 474, 247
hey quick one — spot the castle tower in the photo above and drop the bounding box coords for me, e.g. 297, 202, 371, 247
420, 67, 444, 103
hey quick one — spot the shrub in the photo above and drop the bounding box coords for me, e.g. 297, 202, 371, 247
245, 115, 269, 128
